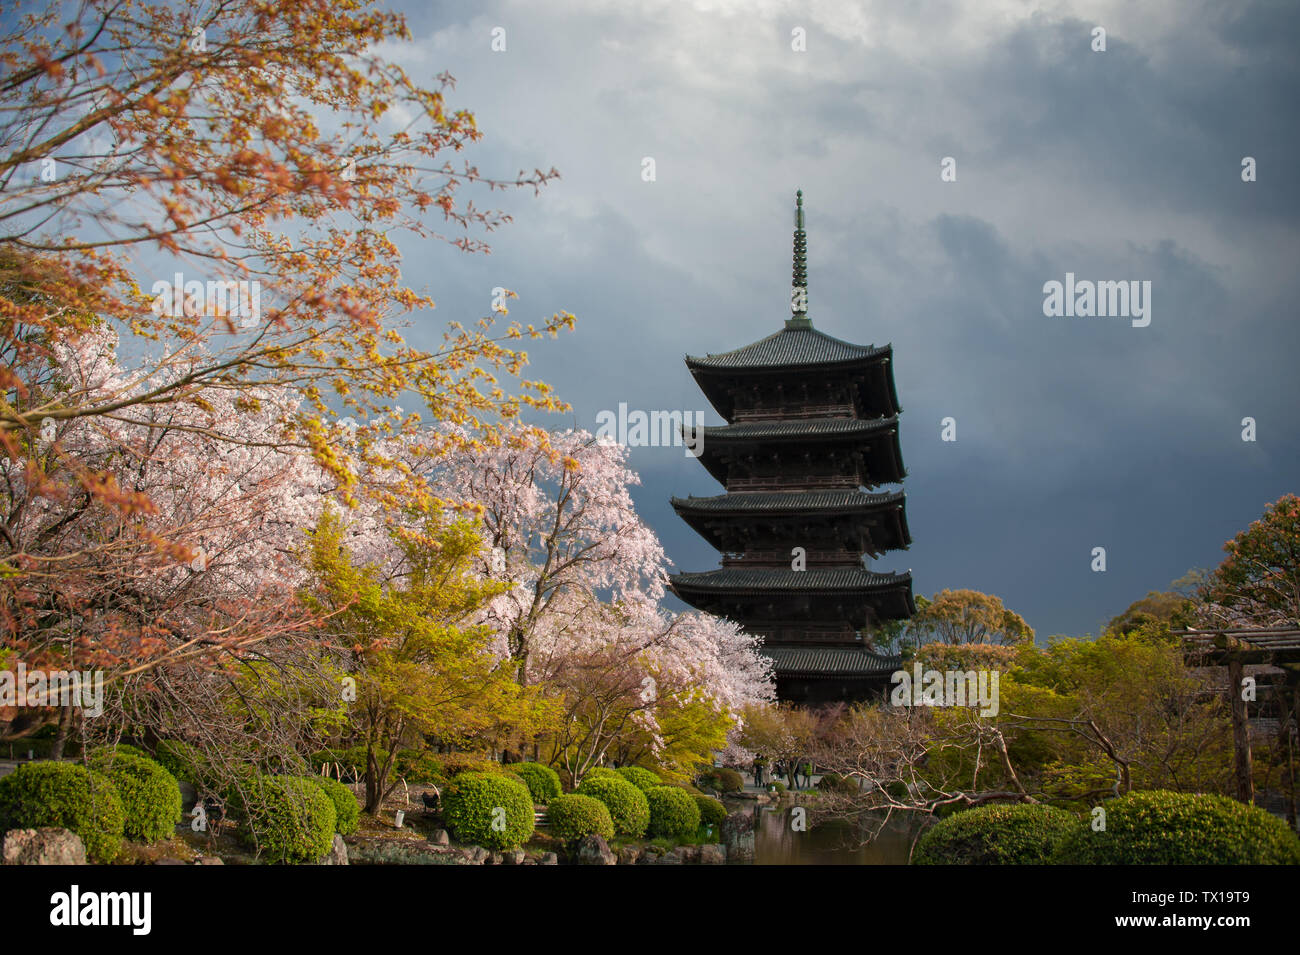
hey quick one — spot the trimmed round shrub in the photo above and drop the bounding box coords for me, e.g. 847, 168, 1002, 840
305, 775, 360, 836
87, 742, 148, 761
576, 775, 650, 838
646, 785, 701, 839
616, 766, 662, 792
89, 753, 183, 843
768, 781, 787, 794
0, 761, 125, 862
1054, 790, 1300, 865
153, 740, 208, 786
510, 762, 562, 804
695, 794, 727, 828
237, 775, 336, 864
699, 767, 744, 794
548, 794, 615, 841
913, 803, 1078, 865
443, 772, 535, 850
582, 767, 622, 784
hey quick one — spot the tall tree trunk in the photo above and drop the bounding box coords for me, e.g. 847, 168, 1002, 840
50, 704, 75, 759
365, 743, 382, 815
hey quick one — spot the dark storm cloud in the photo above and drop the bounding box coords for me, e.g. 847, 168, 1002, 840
381, 0, 1300, 638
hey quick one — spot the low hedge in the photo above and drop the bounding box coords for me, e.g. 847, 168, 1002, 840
443, 772, 535, 851
1054, 790, 1300, 865
237, 775, 337, 864
86, 743, 149, 761
305, 775, 361, 836
509, 762, 562, 804
0, 761, 125, 862
646, 785, 701, 839
547, 794, 615, 841
576, 775, 650, 838
615, 766, 662, 792
89, 752, 183, 844
913, 803, 1078, 865
695, 794, 727, 828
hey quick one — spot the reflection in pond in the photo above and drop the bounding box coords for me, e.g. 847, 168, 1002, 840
755, 804, 922, 865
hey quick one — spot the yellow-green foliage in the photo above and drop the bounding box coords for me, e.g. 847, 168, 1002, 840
306, 775, 361, 835
301, 510, 554, 803
548, 793, 614, 841
913, 803, 1078, 865
510, 762, 561, 803
238, 775, 337, 864
576, 775, 649, 837
615, 766, 661, 791
1056, 791, 1300, 865
443, 772, 535, 850
89, 753, 183, 844
0, 762, 125, 862
645, 785, 700, 839
1007, 631, 1233, 799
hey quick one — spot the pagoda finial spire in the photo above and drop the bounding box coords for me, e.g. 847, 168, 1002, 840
789, 189, 810, 326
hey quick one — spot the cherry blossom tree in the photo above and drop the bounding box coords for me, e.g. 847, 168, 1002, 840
1, 325, 342, 762
437, 426, 667, 683
433, 424, 774, 776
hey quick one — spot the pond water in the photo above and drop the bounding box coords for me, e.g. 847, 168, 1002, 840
754, 804, 921, 865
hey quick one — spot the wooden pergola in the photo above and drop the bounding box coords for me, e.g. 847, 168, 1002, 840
1177, 626, 1300, 826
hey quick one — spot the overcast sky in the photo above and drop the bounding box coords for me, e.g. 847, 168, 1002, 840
377, 0, 1299, 640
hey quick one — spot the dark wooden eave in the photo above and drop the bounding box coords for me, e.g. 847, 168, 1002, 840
671, 488, 910, 554
686, 416, 905, 487
669, 566, 916, 622
685, 326, 900, 420
762, 645, 902, 677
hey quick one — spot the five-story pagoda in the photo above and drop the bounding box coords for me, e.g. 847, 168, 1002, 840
669, 192, 915, 704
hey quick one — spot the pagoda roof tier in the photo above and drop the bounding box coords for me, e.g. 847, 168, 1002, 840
669, 567, 916, 622
685, 325, 900, 420
762, 645, 902, 677
688, 416, 905, 487
671, 488, 909, 554
686, 324, 890, 370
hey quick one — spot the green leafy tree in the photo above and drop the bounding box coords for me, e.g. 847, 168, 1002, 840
909, 589, 1034, 647
1106, 590, 1194, 636
1001, 628, 1233, 800
1201, 494, 1300, 626
303, 509, 550, 813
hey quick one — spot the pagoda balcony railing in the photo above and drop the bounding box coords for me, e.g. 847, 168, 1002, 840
731, 403, 855, 422
722, 551, 862, 568
727, 475, 860, 492
752, 628, 863, 644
